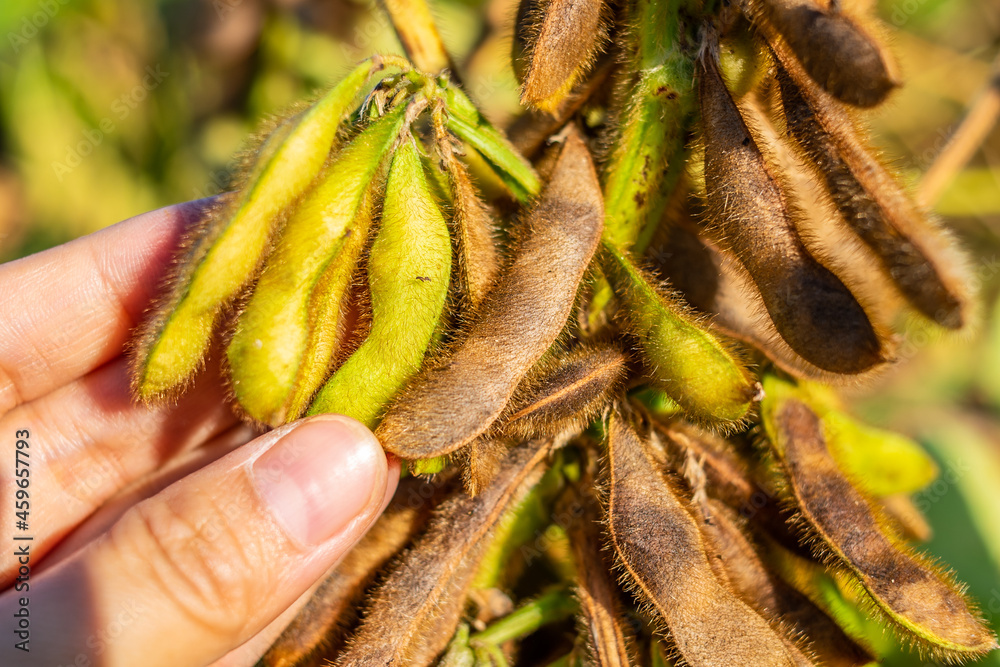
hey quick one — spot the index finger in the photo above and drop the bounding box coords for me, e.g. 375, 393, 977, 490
0, 199, 212, 415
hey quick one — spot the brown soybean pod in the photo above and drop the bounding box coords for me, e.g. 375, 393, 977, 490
699, 44, 884, 375
260, 476, 453, 667
606, 412, 798, 667
564, 484, 635, 667
656, 423, 799, 553
461, 438, 509, 497
699, 499, 875, 667
377, 133, 603, 460
745, 0, 898, 107
769, 399, 997, 659
777, 65, 968, 329
435, 128, 501, 310
520, 0, 607, 112
499, 346, 627, 438
335, 440, 551, 667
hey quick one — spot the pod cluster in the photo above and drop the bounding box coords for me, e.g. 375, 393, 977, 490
130, 0, 997, 664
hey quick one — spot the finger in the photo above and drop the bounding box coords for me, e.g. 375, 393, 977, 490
39, 424, 256, 571
0, 355, 237, 586
0, 198, 212, 415
0, 415, 399, 667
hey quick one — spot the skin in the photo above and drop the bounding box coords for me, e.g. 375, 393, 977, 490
0, 202, 400, 667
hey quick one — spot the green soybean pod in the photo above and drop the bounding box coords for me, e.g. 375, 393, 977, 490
227, 104, 409, 426
441, 81, 541, 204
762, 374, 938, 497
308, 138, 452, 428
602, 242, 755, 423
132, 58, 381, 401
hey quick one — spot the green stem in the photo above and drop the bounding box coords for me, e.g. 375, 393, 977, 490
470, 589, 578, 647
601, 0, 696, 254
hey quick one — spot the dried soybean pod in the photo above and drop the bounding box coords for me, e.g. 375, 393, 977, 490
227, 104, 409, 426
335, 440, 552, 667
761, 374, 938, 497
462, 438, 509, 496
564, 484, 635, 667
699, 499, 875, 667
519, 0, 608, 112
699, 43, 884, 375
602, 243, 754, 423
132, 59, 380, 400
307, 138, 452, 427
763, 398, 998, 659
602, 0, 695, 252
376, 133, 603, 460
656, 423, 797, 550
606, 412, 799, 667
747, 0, 897, 107
260, 476, 451, 667
433, 120, 500, 310
777, 66, 969, 329
512, 0, 538, 85
499, 346, 627, 438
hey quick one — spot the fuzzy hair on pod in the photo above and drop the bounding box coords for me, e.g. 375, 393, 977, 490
605, 411, 800, 667
776, 63, 971, 330
698, 37, 886, 375
376, 131, 603, 460
334, 439, 552, 667
741, 0, 899, 107
762, 397, 997, 660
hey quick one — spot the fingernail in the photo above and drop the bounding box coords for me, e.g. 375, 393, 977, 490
252, 416, 386, 545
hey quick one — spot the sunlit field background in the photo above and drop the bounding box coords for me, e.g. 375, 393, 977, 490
0, 0, 998, 664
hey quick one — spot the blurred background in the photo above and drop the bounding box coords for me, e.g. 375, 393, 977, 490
0, 0, 997, 664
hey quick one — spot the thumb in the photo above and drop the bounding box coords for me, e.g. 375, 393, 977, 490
1, 415, 398, 667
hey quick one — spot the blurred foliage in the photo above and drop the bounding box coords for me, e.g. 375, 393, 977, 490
0, 0, 999, 664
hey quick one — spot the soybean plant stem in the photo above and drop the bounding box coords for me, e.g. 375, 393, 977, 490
919, 50, 1000, 208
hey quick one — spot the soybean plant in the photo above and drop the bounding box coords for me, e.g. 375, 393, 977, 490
130, 0, 998, 664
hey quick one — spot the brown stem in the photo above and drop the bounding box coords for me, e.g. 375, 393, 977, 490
919, 51, 1000, 208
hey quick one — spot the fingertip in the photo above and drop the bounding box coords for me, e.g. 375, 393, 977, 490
250, 414, 390, 547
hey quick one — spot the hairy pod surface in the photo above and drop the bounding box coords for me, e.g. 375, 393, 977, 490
699, 499, 875, 667
519, 0, 607, 112
132, 60, 379, 400
747, 0, 897, 107
603, 243, 754, 422
606, 412, 799, 666
335, 440, 551, 667
699, 45, 884, 375
461, 438, 509, 496
564, 483, 635, 667
307, 138, 452, 427
763, 398, 998, 659
435, 128, 501, 310
655, 422, 797, 548
376, 133, 603, 460
777, 66, 970, 329
762, 374, 938, 497
260, 476, 451, 666
227, 104, 409, 425
499, 346, 627, 438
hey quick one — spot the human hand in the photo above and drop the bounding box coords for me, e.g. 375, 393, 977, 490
0, 201, 399, 666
